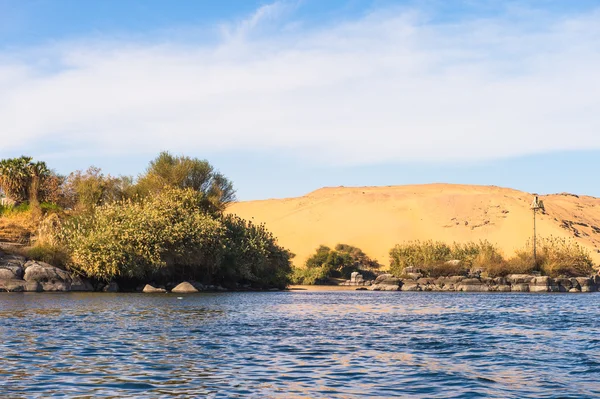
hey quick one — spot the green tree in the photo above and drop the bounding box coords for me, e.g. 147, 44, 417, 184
0, 156, 49, 205
137, 152, 236, 212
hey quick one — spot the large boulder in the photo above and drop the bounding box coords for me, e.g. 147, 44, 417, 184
511, 283, 530, 292
0, 279, 41, 292
171, 281, 199, 293
529, 276, 550, 293
143, 284, 167, 293
576, 277, 595, 292
400, 282, 421, 291
0, 265, 24, 280
70, 276, 94, 292
507, 274, 535, 284
456, 278, 489, 292
23, 262, 72, 292
374, 274, 394, 284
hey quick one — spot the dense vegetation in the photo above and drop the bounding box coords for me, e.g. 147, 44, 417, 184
389, 238, 593, 278
291, 244, 380, 284
0, 153, 292, 289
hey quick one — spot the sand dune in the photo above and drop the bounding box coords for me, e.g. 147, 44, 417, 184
227, 184, 600, 268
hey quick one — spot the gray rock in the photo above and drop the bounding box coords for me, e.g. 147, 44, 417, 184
507, 274, 534, 284
401, 282, 421, 291
23, 262, 72, 292
495, 285, 512, 292
0, 279, 41, 292
70, 276, 94, 292
375, 274, 394, 284
143, 284, 167, 293
0, 265, 24, 280
511, 283, 530, 292
171, 281, 199, 293
103, 281, 119, 292
456, 278, 489, 292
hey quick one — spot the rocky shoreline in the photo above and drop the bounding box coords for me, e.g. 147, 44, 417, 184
2, 250, 599, 294
0, 251, 249, 293
341, 272, 600, 293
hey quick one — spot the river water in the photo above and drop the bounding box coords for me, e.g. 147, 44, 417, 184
0, 291, 599, 398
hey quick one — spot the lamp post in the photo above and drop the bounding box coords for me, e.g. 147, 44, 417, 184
530, 195, 545, 266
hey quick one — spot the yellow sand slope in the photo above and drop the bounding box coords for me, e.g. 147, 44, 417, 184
227, 184, 600, 268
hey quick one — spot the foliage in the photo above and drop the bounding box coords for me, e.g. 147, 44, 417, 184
136, 152, 236, 212
49, 188, 292, 287
291, 265, 330, 285
0, 156, 50, 204
26, 243, 69, 268
509, 236, 594, 278
389, 240, 506, 277
220, 215, 293, 289
62, 167, 134, 212
298, 244, 380, 284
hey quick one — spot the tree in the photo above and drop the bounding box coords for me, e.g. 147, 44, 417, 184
137, 152, 236, 212
0, 156, 49, 205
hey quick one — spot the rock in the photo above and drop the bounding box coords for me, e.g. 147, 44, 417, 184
375, 274, 394, 284
456, 278, 489, 292
350, 272, 361, 283
0, 265, 24, 280
569, 287, 581, 293
495, 285, 512, 292
0, 279, 41, 292
511, 283, 530, 292
355, 287, 368, 291
103, 281, 119, 292
171, 281, 199, 293
401, 282, 421, 291
529, 276, 550, 293
23, 262, 72, 292
143, 284, 167, 293
405, 272, 422, 280
507, 274, 534, 284
555, 277, 572, 292
70, 276, 94, 292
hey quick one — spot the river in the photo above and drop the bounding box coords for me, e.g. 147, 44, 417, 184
1, 291, 599, 398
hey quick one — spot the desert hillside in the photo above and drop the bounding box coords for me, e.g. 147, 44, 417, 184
227, 184, 600, 268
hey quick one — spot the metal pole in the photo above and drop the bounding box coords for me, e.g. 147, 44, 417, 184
533, 208, 537, 267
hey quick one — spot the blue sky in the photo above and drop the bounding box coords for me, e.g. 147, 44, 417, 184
1, 0, 599, 200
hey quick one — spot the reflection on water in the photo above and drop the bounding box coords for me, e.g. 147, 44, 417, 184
1, 292, 599, 398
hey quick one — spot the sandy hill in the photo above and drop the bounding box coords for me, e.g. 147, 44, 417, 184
227, 184, 600, 268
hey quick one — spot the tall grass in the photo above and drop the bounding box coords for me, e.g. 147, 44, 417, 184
389, 237, 595, 278
389, 240, 504, 277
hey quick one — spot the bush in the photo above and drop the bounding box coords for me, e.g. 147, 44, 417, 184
300, 244, 380, 283
26, 244, 69, 268
290, 265, 330, 285
49, 188, 293, 288
389, 240, 506, 277
509, 237, 594, 278
389, 240, 452, 277
220, 215, 293, 289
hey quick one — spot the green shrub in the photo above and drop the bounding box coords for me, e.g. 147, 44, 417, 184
49, 188, 292, 288
220, 214, 293, 289
290, 265, 330, 285
301, 243, 380, 283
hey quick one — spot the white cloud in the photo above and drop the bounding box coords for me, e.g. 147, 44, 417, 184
0, 2, 599, 165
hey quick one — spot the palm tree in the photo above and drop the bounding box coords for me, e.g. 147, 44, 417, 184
0, 156, 49, 205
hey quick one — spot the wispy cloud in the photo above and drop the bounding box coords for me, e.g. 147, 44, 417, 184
1, 1, 599, 165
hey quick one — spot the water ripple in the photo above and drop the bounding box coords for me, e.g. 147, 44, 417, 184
1, 292, 599, 398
